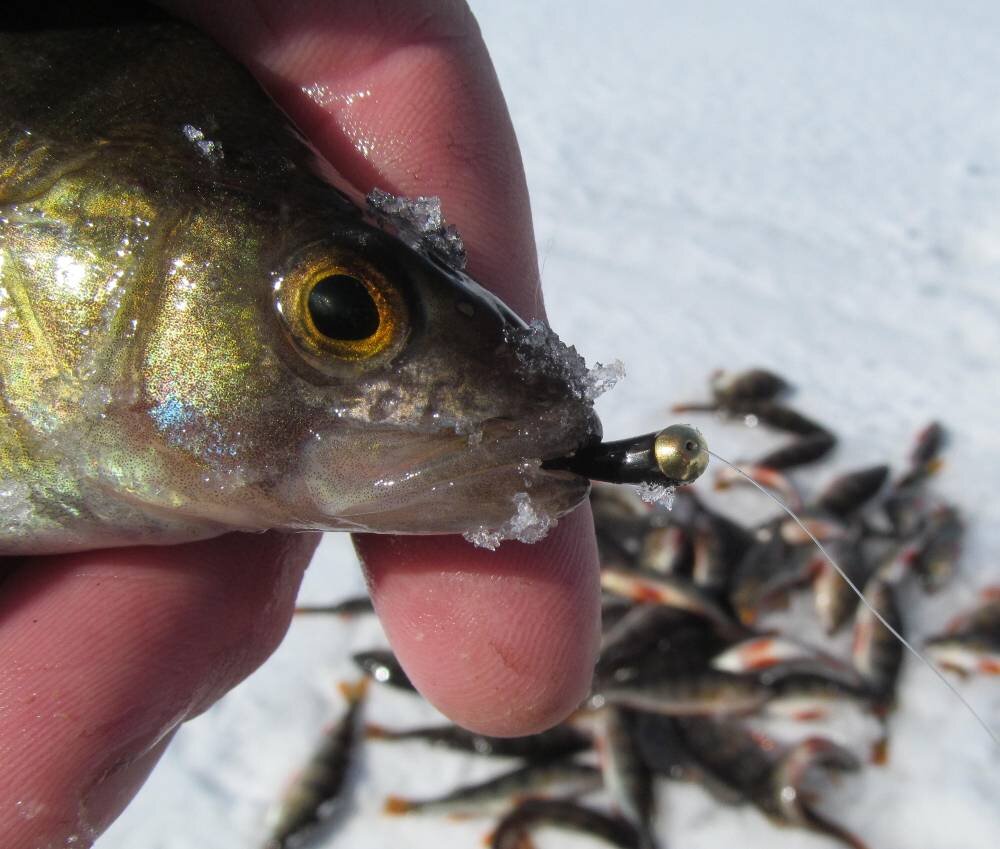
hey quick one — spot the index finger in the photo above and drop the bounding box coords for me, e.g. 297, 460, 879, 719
164, 0, 601, 734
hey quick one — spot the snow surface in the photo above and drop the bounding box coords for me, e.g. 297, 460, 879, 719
102, 1, 1000, 847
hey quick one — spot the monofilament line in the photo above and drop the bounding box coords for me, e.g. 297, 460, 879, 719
706, 448, 1000, 748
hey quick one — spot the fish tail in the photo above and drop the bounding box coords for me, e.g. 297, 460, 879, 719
338, 678, 369, 705
384, 796, 415, 815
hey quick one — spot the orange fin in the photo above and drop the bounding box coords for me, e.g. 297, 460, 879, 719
384, 796, 413, 815
338, 678, 369, 704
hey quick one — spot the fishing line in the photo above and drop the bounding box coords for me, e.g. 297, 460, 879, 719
705, 447, 1000, 748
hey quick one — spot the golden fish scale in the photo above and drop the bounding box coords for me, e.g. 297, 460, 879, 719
0, 22, 315, 548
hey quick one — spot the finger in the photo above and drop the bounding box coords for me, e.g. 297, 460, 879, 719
159, 0, 544, 318
0, 531, 316, 846
161, 0, 602, 734
356, 506, 600, 736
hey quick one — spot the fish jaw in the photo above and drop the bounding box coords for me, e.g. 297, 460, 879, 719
284, 407, 596, 537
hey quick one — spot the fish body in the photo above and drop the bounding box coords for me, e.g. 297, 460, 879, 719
0, 14, 598, 554
814, 465, 890, 518
673, 719, 868, 849
597, 605, 725, 683
366, 721, 592, 761
597, 668, 771, 717
264, 680, 367, 849
813, 532, 874, 635
596, 708, 657, 849
383, 760, 601, 818
489, 799, 640, 849
851, 576, 904, 713
925, 593, 1000, 676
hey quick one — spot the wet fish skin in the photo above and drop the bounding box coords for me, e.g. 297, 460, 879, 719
489, 799, 640, 849
0, 15, 598, 554
264, 680, 366, 849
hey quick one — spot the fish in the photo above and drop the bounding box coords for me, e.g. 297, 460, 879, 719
910, 504, 964, 593
596, 605, 725, 683
729, 526, 813, 625
294, 596, 375, 618
767, 738, 868, 849
763, 670, 874, 721
671, 367, 790, 414
351, 650, 415, 692
599, 568, 744, 639
488, 798, 640, 849
383, 760, 601, 818
596, 708, 658, 849
0, 8, 613, 554
925, 589, 1000, 676
814, 465, 890, 519
690, 505, 754, 593
596, 668, 772, 717
851, 574, 904, 714
263, 679, 367, 849
365, 721, 592, 761
671, 719, 869, 849
812, 532, 875, 634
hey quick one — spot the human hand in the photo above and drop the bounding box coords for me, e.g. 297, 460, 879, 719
0, 2, 600, 846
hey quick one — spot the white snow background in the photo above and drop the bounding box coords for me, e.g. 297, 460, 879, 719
102, 1, 1000, 847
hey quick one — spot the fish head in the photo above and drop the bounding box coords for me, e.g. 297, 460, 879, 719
137, 193, 602, 537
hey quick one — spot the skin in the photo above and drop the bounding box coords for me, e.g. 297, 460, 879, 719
0, 2, 601, 846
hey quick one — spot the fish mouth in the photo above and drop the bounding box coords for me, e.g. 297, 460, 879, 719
302, 409, 599, 536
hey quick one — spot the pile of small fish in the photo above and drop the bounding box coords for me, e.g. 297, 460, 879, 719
263, 369, 999, 849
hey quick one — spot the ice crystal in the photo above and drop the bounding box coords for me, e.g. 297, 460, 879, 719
636, 483, 676, 509
462, 492, 557, 550
181, 124, 224, 163
367, 189, 467, 271
509, 320, 624, 402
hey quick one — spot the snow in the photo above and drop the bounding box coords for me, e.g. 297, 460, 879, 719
509, 318, 625, 403
366, 189, 468, 271
101, 2, 1000, 848
462, 491, 556, 550
636, 483, 676, 509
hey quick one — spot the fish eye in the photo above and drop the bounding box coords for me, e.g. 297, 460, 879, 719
307, 275, 381, 341
277, 245, 409, 367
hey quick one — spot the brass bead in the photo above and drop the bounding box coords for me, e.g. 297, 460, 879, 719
653, 424, 709, 484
